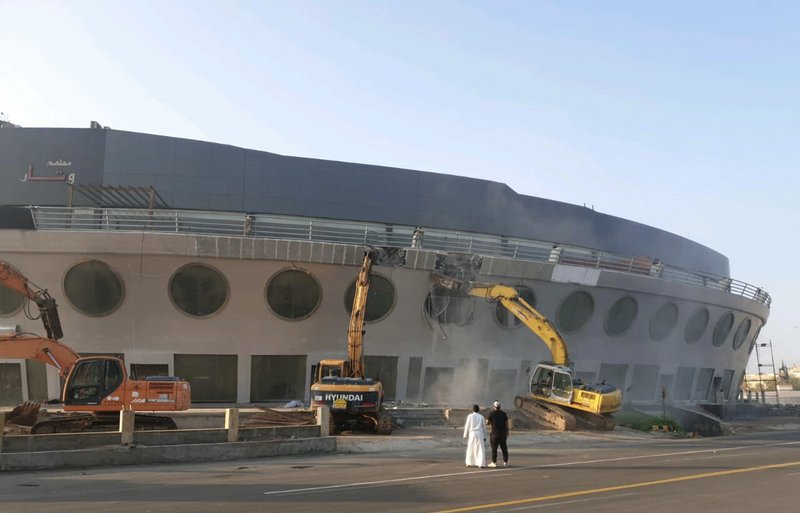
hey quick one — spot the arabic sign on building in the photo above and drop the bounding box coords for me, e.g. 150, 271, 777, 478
19, 162, 76, 184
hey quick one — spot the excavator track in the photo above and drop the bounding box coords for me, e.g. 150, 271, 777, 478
572, 410, 616, 430
514, 396, 616, 431
31, 412, 178, 434
514, 395, 576, 431
31, 413, 96, 434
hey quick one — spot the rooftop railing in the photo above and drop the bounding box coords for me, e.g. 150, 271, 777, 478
27, 206, 771, 307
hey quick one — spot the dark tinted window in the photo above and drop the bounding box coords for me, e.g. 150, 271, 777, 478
345, 274, 395, 322
169, 263, 228, 317
650, 303, 679, 341
557, 291, 594, 333
713, 312, 735, 347
605, 296, 638, 336
0, 285, 24, 316
732, 318, 752, 350
64, 260, 124, 316
494, 286, 536, 328
684, 308, 709, 345
266, 270, 321, 320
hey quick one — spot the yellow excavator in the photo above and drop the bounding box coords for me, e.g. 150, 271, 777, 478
310, 247, 405, 435
433, 273, 622, 431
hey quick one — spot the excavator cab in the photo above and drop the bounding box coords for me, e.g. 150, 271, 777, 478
64, 358, 124, 405
529, 364, 573, 404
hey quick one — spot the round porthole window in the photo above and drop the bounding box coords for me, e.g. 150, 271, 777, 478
344, 274, 396, 322
650, 303, 679, 341
732, 318, 752, 350
0, 270, 25, 316
684, 307, 709, 345
713, 312, 735, 347
266, 269, 321, 320
169, 263, 229, 317
605, 296, 638, 336
64, 260, 125, 317
557, 291, 594, 333
495, 286, 536, 328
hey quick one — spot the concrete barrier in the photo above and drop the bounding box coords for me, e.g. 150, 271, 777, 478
2, 425, 321, 453
0, 436, 336, 471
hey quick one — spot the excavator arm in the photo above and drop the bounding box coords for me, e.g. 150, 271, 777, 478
344, 247, 406, 378
0, 260, 64, 340
432, 274, 570, 366
345, 250, 374, 377
466, 284, 570, 366
0, 333, 80, 378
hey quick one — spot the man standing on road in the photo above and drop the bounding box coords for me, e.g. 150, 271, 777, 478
486, 400, 509, 467
463, 404, 487, 468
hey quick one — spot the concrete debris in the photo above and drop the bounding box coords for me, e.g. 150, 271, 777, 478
242, 407, 316, 427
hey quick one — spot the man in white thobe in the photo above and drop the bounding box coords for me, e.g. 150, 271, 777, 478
463, 404, 487, 468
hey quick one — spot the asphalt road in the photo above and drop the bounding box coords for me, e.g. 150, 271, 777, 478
2, 427, 800, 513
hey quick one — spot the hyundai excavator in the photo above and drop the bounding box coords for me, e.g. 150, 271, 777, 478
0, 260, 191, 433
433, 273, 622, 431
310, 247, 405, 435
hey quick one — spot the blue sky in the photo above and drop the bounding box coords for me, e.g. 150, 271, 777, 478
2, 0, 798, 367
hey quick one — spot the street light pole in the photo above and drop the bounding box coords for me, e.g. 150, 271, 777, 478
756, 340, 780, 406
768, 340, 780, 406
755, 342, 765, 403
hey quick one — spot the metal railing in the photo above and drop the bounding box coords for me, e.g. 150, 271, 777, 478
27, 206, 771, 307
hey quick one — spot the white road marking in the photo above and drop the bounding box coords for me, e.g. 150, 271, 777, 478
262, 439, 800, 496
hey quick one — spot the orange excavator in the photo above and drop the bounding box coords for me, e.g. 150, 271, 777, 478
0, 260, 190, 433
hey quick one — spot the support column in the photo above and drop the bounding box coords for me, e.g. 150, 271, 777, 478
316, 406, 330, 437
225, 408, 239, 442
119, 410, 135, 446
0, 412, 5, 453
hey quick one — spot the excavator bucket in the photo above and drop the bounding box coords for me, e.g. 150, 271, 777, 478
6, 401, 42, 427
428, 251, 485, 298
370, 247, 406, 267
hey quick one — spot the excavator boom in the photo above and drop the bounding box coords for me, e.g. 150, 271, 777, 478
344, 247, 406, 377
465, 283, 569, 366
345, 250, 374, 377
0, 332, 80, 378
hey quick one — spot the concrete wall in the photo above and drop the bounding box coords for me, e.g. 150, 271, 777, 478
0, 436, 335, 471
2, 425, 321, 453
0, 231, 766, 406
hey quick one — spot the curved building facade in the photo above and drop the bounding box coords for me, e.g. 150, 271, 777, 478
0, 125, 770, 408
